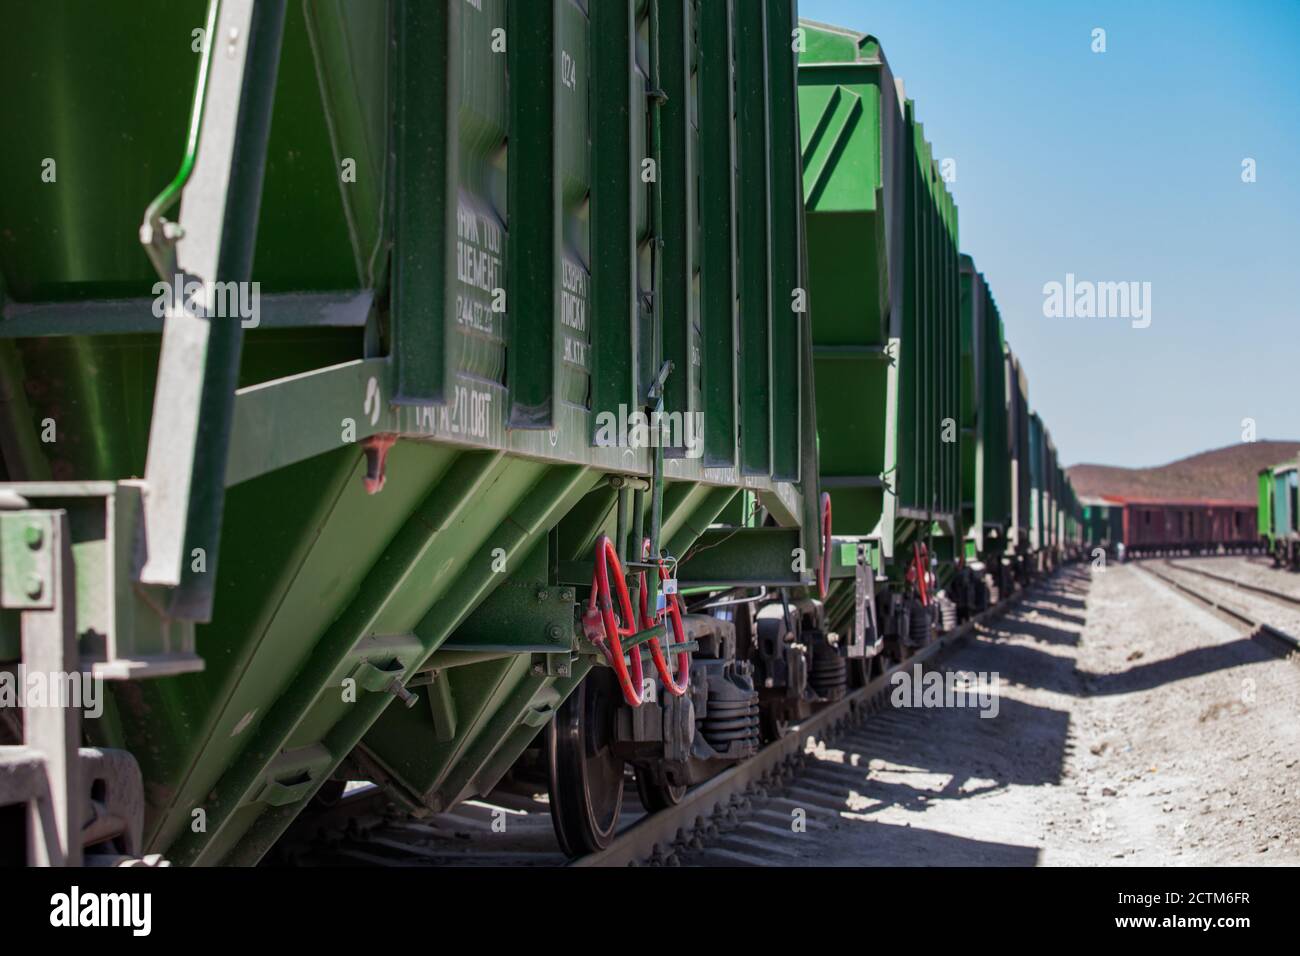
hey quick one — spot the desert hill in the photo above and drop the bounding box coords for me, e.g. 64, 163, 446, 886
1067, 440, 1300, 502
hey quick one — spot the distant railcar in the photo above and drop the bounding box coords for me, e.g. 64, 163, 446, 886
1081, 496, 1124, 558
1258, 461, 1299, 568
1112, 498, 1257, 558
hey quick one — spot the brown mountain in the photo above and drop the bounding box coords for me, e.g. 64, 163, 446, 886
1067, 440, 1300, 503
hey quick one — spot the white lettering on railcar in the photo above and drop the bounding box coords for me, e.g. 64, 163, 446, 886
456, 200, 503, 335
439, 385, 494, 440
560, 259, 588, 326
561, 255, 590, 370
564, 336, 588, 368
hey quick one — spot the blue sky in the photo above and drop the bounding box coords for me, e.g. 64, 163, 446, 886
799, 0, 1300, 468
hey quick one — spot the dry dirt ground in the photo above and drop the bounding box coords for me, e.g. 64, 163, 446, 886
745, 561, 1300, 866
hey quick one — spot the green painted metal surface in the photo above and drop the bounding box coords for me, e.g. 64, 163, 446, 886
1025, 413, 1063, 555
0, 1, 376, 302
1257, 468, 1274, 540
1027, 411, 1044, 551
798, 20, 960, 569
799, 27, 896, 549
1272, 465, 1298, 540
0, 0, 815, 865
0, 2, 207, 301
0, 0, 1090, 868
959, 255, 1011, 558
1006, 348, 1032, 552
959, 258, 979, 544
1082, 500, 1122, 552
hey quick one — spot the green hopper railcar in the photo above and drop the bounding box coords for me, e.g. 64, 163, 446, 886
959, 257, 1010, 562
0, 3, 1080, 867
0, 0, 837, 865
797, 19, 966, 649
1005, 349, 1033, 578
1082, 496, 1125, 560
956, 255, 1017, 601
1258, 460, 1299, 568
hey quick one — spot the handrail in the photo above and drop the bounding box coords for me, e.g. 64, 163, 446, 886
139, 0, 221, 280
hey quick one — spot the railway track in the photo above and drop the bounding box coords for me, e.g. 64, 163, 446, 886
1166, 559, 1300, 608
1137, 559, 1300, 654
277, 584, 1031, 867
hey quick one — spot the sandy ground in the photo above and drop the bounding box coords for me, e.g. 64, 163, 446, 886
697, 562, 1300, 866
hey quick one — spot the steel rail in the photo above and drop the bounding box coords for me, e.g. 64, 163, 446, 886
572, 587, 1027, 867
1137, 562, 1300, 654
286, 579, 1054, 867
1164, 558, 1300, 609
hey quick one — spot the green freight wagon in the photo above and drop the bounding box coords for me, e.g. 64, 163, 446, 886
958, 257, 977, 552
1061, 476, 1081, 558
1044, 429, 1060, 564
1061, 480, 1074, 556
1259, 460, 1299, 568
1005, 348, 1032, 577
958, 256, 1011, 563
1059, 468, 1069, 555
0, 0, 844, 865
1082, 495, 1123, 557
1035, 415, 1063, 568
1055, 463, 1070, 559
1257, 470, 1271, 548
1027, 411, 1045, 566
797, 19, 962, 647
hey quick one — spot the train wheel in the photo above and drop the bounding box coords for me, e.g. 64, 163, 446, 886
635, 768, 687, 812
547, 670, 625, 857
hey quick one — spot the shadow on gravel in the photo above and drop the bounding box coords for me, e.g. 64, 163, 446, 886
983, 573, 1090, 650
845, 695, 1073, 794
809, 694, 1071, 865
1081, 637, 1280, 696
974, 642, 1085, 696
1032, 571, 1091, 609
829, 820, 1041, 866
982, 628, 1278, 698
1014, 601, 1087, 627
993, 612, 1081, 647
780, 571, 1094, 867
976, 568, 1279, 699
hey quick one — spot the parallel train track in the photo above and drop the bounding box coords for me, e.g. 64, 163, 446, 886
1136, 559, 1300, 654
277, 585, 1031, 867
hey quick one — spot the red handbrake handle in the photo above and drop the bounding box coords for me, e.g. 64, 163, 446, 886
913, 542, 930, 606
587, 535, 646, 707
639, 547, 689, 697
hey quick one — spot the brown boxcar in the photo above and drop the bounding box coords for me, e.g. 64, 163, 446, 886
1111, 497, 1258, 558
